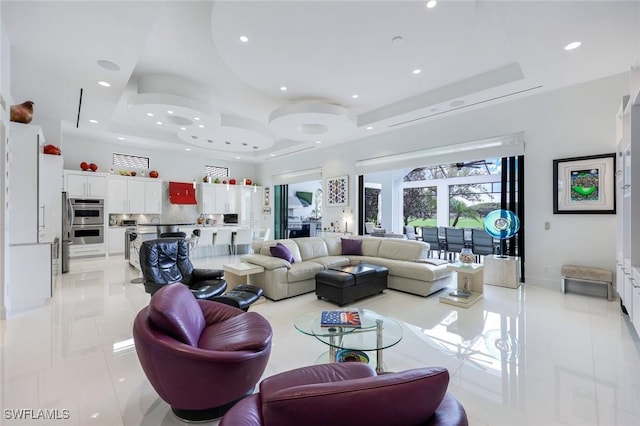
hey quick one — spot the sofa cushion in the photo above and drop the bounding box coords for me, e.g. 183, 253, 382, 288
379, 258, 451, 281
378, 239, 429, 261
295, 237, 329, 260
341, 238, 363, 255
312, 256, 350, 269
261, 366, 450, 426
271, 242, 295, 264
148, 283, 205, 347
287, 261, 325, 282
351, 236, 383, 257
323, 237, 343, 256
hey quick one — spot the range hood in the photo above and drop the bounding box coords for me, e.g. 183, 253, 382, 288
169, 181, 197, 205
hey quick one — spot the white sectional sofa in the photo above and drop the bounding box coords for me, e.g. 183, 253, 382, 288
240, 236, 453, 301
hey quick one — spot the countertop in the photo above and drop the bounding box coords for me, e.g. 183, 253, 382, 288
136, 223, 197, 227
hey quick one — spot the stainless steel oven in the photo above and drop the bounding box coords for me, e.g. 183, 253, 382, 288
70, 225, 104, 245
71, 198, 104, 226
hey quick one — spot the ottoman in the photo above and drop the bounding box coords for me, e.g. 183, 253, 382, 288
315, 264, 388, 306
213, 284, 264, 311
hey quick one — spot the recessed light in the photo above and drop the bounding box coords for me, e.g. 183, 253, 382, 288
167, 110, 174, 114
270, 154, 275, 157
239, 35, 249, 43
155, 121, 162, 125
90, 413, 100, 419
280, 86, 287, 91
98, 81, 111, 87
185, 148, 191, 151
235, 156, 241, 159
366, 126, 373, 130
352, 94, 359, 99
194, 117, 200, 121
97, 60, 120, 71
315, 140, 322, 144
198, 124, 204, 128
146, 112, 154, 117
564, 41, 582, 51
426, 0, 437, 9
412, 69, 422, 75
180, 127, 186, 131
117, 136, 126, 140
89, 119, 98, 124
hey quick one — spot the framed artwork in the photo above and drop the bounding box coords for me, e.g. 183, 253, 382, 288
553, 153, 616, 214
264, 187, 270, 206
325, 175, 349, 206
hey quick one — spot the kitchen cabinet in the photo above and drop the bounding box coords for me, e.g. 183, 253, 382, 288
65, 171, 107, 198
69, 243, 105, 258
239, 186, 263, 227
215, 184, 238, 213
198, 183, 217, 214
7, 123, 58, 312
108, 176, 162, 214
108, 227, 126, 255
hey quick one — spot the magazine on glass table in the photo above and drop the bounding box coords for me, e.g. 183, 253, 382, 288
321, 311, 362, 328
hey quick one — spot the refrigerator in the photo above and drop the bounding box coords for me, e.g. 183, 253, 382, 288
61, 191, 72, 273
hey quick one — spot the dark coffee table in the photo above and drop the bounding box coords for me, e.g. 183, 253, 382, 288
315, 264, 388, 306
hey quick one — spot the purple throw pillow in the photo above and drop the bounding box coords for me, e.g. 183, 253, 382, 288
270, 242, 295, 263
341, 238, 363, 256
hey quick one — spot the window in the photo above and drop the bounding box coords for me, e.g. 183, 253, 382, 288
404, 186, 437, 227
205, 165, 229, 178
113, 153, 149, 169
449, 182, 500, 228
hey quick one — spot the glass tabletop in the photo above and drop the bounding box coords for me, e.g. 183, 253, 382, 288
294, 309, 403, 351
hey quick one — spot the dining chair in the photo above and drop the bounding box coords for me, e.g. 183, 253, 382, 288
421, 227, 443, 258
444, 227, 465, 261
471, 228, 496, 262
233, 228, 254, 254
213, 228, 233, 256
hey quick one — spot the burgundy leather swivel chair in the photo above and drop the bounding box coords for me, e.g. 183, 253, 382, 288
133, 283, 272, 421
220, 363, 468, 426
139, 238, 227, 299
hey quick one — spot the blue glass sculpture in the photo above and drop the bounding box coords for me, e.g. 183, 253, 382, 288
484, 209, 520, 257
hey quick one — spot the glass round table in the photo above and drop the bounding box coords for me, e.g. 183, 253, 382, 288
294, 309, 403, 372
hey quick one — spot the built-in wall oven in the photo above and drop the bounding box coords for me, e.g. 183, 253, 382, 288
70, 198, 104, 244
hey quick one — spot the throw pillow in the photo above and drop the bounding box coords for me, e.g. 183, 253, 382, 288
270, 242, 295, 263
341, 238, 363, 256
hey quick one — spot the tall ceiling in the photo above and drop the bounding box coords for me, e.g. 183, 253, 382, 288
3, 1, 639, 163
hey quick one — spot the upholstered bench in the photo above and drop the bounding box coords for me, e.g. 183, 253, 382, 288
561, 265, 613, 301
315, 264, 388, 306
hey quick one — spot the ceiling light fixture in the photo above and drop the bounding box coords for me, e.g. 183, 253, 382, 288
235, 156, 241, 159
146, 112, 154, 117
352, 94, 358, 99
412, 69, 422, 75
98, 81, 111, 87
426, 0, 437, 9
315, 140, 322, 144
185, 148, 191, 151
280, 86, 287, 91
156, 121, 162, 125
117, 136, 125, 140
194, 116, 200, 121
564, 41, 582, 51
198, 124, 204, 128
366, 126, 373, 130
270, 154, 275, 157
239, 35, 249, 43
167, 110, 174, 114
180, 127, 186, 130
97, 59, 120, 71
89, 119, 98, 123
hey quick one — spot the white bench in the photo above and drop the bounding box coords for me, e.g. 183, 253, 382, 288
561, 265, 613, 301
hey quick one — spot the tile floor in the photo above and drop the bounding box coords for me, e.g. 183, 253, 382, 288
1, 254, 640, 425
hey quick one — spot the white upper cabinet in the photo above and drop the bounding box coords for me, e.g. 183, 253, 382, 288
198, 183, 217, 214
240, 186, 263, 227
108, 176, 162, 214
65, 171, 107, 198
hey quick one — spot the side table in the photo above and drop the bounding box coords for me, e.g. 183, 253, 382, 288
440, 262, 484, 308
223, 262, 266, 305
484, 255, 521, 288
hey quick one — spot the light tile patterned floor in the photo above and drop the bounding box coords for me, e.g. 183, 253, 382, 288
1, 254, 639, 425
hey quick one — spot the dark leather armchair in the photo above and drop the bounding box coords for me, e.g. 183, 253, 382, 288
139, 238, 227, 299
133, 283, 273, 421
220, 363, 467, 426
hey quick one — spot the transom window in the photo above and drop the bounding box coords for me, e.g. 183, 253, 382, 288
205, 165, 229, 178
113, 153, 149, 169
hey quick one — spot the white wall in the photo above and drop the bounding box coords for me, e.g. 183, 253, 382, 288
0, 12, 10, 319
258, 73, 629, 290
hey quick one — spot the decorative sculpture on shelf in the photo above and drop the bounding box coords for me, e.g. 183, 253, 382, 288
483, 209, 520, 258
10, 100, 34, 124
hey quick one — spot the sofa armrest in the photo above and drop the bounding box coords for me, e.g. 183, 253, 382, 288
242, 254, 292, 270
